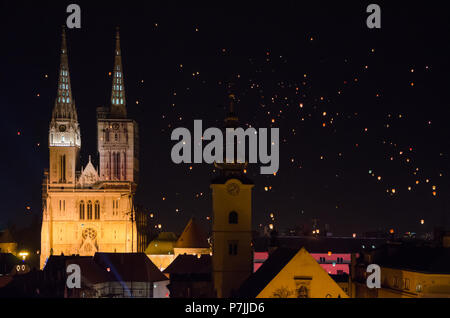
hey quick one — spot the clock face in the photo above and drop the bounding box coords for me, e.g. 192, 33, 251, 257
112, 123, 120, 130
226, 182, 240, 196
59, 125, 66, 132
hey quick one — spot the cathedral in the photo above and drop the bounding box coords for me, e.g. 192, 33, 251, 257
40, 27, 140, 269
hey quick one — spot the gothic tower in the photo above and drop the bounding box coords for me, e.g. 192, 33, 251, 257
48, 26, 81, 185
97, 27, 139, 185
211, 94, 254, 298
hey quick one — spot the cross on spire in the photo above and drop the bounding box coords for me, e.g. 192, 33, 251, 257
224, 85, 239, 128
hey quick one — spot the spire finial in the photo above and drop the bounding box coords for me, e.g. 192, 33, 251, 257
224, 83, 238, 128
115, 26, 121, 56
61, 25, 67, 54
228, 93, 235, 115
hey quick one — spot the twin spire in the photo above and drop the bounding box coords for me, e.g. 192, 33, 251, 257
110, 27, 127, 117
52, 26, 77, 122
52, 26, 127, 122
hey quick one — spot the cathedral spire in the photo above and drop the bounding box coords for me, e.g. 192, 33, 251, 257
110, 27, 127, 118
52, 26, 77, 122
49, 26, 80, 148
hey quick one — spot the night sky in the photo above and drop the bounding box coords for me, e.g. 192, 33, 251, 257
1, 1, 450, 236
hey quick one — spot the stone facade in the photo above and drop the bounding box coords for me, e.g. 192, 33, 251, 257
40, 27, 139, 268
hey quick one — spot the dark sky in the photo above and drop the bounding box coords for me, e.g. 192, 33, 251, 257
1, 1, 450, 236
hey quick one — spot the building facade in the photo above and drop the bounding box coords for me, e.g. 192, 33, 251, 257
40, 27, 139, 269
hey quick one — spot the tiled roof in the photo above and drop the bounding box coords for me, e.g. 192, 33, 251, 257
66, 258, 112, 285
93, 253, 168, 282
145, 232, 177, 255
376, 245, 450, 274
174, 218, 209, 249
236, 247, 298, 298
163, 254, 211, 275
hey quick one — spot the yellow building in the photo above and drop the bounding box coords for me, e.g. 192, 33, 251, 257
354, 245, 450, 298
238, 247, 348, 298
377, 267, 450, 298
40, 27, 139, 268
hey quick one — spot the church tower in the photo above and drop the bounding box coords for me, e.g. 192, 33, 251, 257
211, 94, 254, 298
48, 26, 81, 185
41, 27, 139, 269
97, 27, 139, 185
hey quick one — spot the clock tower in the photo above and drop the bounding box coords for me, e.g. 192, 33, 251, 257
211, 94, 254, 298
48, 26, 81, 185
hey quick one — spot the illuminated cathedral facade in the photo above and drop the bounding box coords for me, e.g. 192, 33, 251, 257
40, 27, 139, 269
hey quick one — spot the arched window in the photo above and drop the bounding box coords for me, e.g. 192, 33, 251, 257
94, 201, 100, 220
116, 152, 121, 180
228, 211, 238, 224
87, 201, 93, 220
60, 155, 66, 182
79, 201, 85, 220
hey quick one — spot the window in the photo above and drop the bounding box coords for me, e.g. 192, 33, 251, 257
113, 152, 121, 180
113, 199, 119, 215
404, 278, 410, 290
228, 241, 238, 255
94, 201, 100, 219
393, 277, 399, 288
79, 201, 85, 220
228, 211, 238, 224
60, 155, 66, 182
87, 201, 93, 220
